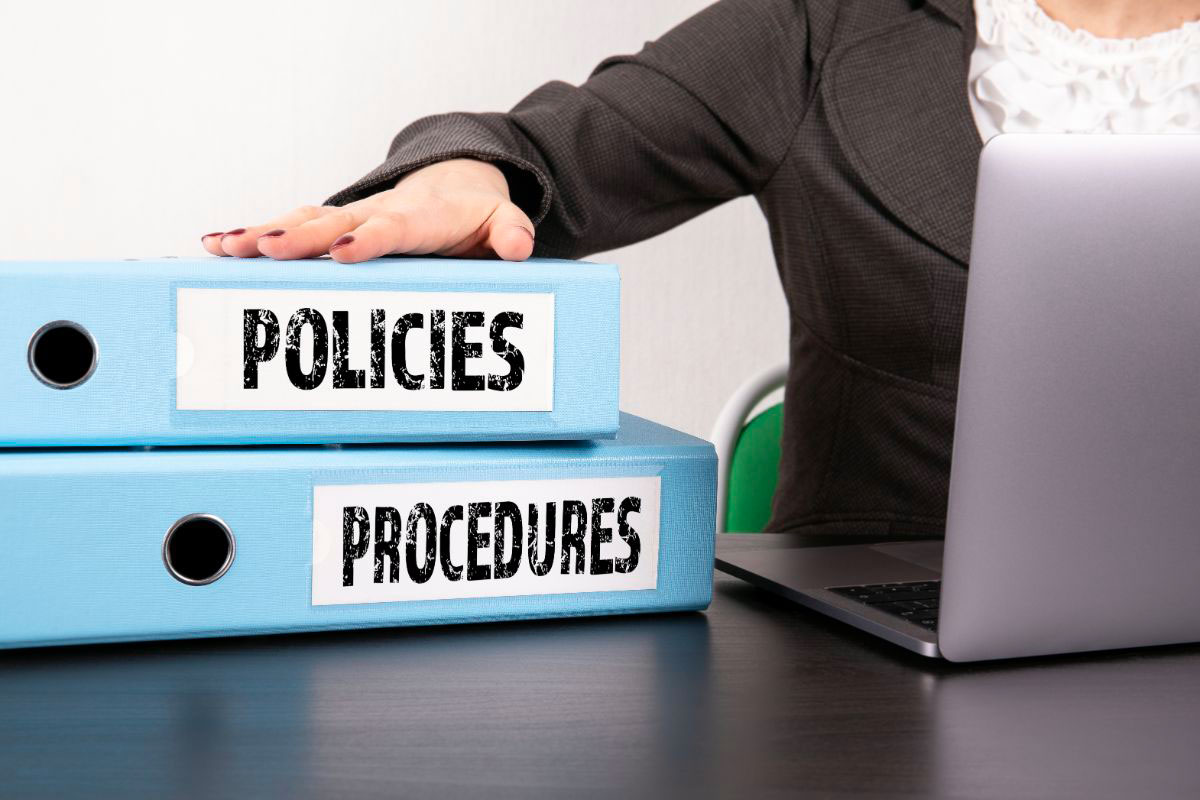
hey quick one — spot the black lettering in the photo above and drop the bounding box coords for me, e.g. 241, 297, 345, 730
285, 308, 328, 390
332, 310, 365, 389
439, 504, 464, 581
342, 506, 370, 587
430, 310, 446, 389
466, 502, 493, 581
451, 311, 485, 391
616, 496, 642, 574
493, 501, 523, 579
390, 312, 425, 390
369, 309, 386, 388
488, 311, 524, 391
527, 502, 556, 577
589, 497, 615, 575
242, 309, 279, 389
405, 503, 437, 584
560, 499, 587, 575
373, 506, 401, 583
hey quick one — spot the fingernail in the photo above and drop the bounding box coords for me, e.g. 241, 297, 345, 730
330, 235, 355, 251
259, 229, 286, 238
515, 226, 534, 240
201, 231, 224, 240
222, 228, 247, 238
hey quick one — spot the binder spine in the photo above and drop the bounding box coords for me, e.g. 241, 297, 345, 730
1, 259, 620, 445
0, 431, 715, 648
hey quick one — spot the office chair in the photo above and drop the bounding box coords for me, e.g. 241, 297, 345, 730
710, 363, 786, 533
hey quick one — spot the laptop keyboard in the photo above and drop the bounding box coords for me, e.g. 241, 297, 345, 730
828, 581, 942, 630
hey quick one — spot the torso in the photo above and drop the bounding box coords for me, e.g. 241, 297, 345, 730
763, 0, 1198, 535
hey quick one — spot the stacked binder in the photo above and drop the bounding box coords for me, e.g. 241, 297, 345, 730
0, 257, 716, 648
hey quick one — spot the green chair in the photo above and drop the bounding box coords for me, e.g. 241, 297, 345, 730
711, 364, 787, 533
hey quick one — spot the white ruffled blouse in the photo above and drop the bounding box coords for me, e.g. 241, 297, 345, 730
969, 0, 1200, 140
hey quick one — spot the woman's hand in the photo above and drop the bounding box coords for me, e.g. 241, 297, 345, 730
200, 159, 535, 264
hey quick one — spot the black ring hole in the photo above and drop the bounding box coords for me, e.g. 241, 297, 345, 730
29, 322, 97, 388
164, 516, 234, 585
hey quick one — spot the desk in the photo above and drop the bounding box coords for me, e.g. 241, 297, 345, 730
3, 534, 1199, 799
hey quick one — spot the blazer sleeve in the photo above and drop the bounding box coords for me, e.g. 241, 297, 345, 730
324, 0, 814, 258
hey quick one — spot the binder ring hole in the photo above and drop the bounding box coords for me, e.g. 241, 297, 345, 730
163, 514, 236, 586
28, 321, 98, 389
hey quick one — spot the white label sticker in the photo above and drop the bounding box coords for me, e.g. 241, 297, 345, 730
312, 476, 661, 606
175, 287, 554, 411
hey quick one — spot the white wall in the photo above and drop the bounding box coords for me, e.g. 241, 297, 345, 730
0, 0, 788, 438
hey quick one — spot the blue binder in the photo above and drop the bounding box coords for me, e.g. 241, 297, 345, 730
0, 414, 715, 649
0, 257, 619, 445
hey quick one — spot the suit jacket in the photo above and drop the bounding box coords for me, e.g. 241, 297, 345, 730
328, 0, 984, 538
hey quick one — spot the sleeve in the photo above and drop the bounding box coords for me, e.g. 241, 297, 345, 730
324, 0, 814, 258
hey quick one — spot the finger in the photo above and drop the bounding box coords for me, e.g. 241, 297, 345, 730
216, 205, 330, 258
200, 231, 226, 256
327, 210, 429, 264
216, 227, 258, 258
483, 201, 536, 261
256, 207, 366, 260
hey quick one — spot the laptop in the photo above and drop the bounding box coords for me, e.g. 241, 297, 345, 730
716, 134, 1200, 662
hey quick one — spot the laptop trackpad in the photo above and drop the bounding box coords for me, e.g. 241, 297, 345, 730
869, 540, 944, 573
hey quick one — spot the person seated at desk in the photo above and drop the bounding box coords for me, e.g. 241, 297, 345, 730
201, 0, 1200, 539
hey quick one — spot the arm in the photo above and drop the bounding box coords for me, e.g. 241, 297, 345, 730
205, 0, 814, 263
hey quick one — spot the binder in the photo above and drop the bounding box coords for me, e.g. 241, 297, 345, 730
0, 414, 715, 649
0, 257, 619, 445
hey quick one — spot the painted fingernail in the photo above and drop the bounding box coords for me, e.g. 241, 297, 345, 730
222, 228, 247, 238
259, 229, 286, 238
330, 235, 355, 251
201, 231, 224, 240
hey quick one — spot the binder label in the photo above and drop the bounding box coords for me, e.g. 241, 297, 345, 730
176, 288, 554, 410
311, 476, 661, 605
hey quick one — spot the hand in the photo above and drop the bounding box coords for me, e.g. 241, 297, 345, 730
200, 159, 536, 263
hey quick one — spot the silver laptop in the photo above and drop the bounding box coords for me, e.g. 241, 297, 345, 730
717, 134, 1200, 662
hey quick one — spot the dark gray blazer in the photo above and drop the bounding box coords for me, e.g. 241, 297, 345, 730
328, 0, 983, 538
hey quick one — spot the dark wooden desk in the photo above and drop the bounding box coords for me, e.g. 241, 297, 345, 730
3, 534, 1199, 799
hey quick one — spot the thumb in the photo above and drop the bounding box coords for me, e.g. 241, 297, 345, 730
486, 201, 536, 261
